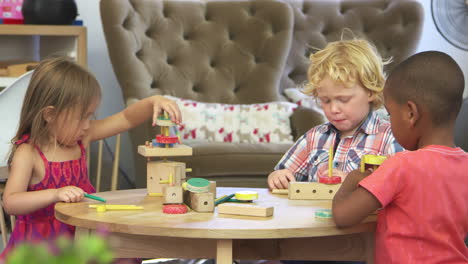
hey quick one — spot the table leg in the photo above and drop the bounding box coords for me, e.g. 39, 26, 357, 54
0, 201, 8, 246
75, 227, 90, 242
216, 239, 233, 264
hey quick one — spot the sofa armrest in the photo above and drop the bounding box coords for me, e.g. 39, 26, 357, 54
290, 106, 325, 141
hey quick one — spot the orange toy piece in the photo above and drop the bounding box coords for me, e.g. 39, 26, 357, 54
156, 135, 179, 144
162, 204, 188, 214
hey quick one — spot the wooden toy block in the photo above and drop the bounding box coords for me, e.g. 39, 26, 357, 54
288, 182, 341, 200
163, 186, 183, 204
217, 203, 274, 217
147, 161, 185, 194
138, 144, 192, 157
184, 191, 214, 212
209, 181, 216, 198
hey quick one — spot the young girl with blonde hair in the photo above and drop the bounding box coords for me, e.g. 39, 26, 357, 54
268, 39, 403, 192
1, 57, 181, 259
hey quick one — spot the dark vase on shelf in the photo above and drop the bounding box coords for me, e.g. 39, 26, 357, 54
22, 0, 78, 25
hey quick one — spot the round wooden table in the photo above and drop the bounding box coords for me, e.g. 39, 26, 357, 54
55, 187, 376, 264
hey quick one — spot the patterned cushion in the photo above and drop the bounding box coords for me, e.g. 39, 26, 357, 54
284, 88, 389, 121
165, 96, 297, 144
284, 88, 326, 119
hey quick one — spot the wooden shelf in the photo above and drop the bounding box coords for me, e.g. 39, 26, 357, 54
0, 25, 87, 66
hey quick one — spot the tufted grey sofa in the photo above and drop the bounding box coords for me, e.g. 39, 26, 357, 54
100, 0, 423, 188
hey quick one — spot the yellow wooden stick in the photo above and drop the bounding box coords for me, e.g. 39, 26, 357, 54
328, 145, 333, 177
89, 204, 144, 212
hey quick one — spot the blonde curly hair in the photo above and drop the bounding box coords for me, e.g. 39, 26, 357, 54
303, 39, 390, 110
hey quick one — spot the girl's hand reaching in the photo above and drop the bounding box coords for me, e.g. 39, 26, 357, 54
151, 95, 182, 126
268, 169, 296, 190
55, 186, 85, 203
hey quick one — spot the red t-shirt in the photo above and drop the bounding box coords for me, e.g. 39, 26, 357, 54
360, 145, 468, 264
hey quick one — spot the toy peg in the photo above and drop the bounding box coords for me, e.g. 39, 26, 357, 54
89, 204, 144, 212
159, 172, 174, 185
318, 144, 341, 184
214, 194, 235, 206
175, 129, 182, 144
328, 145, 333, 177
271, 189, 288, 195
84, 193, 106, 203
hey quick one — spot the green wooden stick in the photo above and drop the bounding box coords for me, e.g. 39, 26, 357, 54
214, 193, 235, 206
84, 193, 107, 203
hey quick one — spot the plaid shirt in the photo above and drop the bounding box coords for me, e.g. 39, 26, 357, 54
275, 111, 403, 182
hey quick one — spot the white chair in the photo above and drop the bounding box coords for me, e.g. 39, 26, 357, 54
0, 72, 30, 247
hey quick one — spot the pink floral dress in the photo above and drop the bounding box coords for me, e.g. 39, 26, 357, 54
0, 137, 95, 259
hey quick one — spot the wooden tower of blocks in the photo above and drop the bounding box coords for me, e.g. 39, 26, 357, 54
138, 113, 192, 204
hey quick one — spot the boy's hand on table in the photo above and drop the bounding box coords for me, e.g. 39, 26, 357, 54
268, 169, 295, 190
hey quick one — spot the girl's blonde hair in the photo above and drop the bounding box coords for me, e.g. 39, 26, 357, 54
8, 57, 101, 166
304, 39, 389, 110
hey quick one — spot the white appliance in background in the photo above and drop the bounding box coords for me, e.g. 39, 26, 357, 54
0, 71, 32, 166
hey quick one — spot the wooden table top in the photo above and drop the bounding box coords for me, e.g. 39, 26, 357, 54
55, 187, 376, 239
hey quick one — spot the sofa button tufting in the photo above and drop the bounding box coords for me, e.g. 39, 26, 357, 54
136, 50, 143, 59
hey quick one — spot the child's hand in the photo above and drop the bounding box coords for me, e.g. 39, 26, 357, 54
55, 186, 85, 203
151, 95, 182, 126
268, 169, 295, 190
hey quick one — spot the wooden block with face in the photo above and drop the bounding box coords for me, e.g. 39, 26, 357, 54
217, 203, 274, 217
288, 182, 341, 200
147, 161, 185, 194
163, 186, 183, 204
184, 191, 214, 212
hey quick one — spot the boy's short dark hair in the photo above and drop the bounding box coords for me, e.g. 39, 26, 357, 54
385, 51, 464, 126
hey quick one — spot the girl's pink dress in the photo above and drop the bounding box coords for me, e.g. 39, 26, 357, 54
0, 138, 95, 259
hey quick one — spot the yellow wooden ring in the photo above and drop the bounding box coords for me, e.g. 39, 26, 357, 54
235, 191, 258, 201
